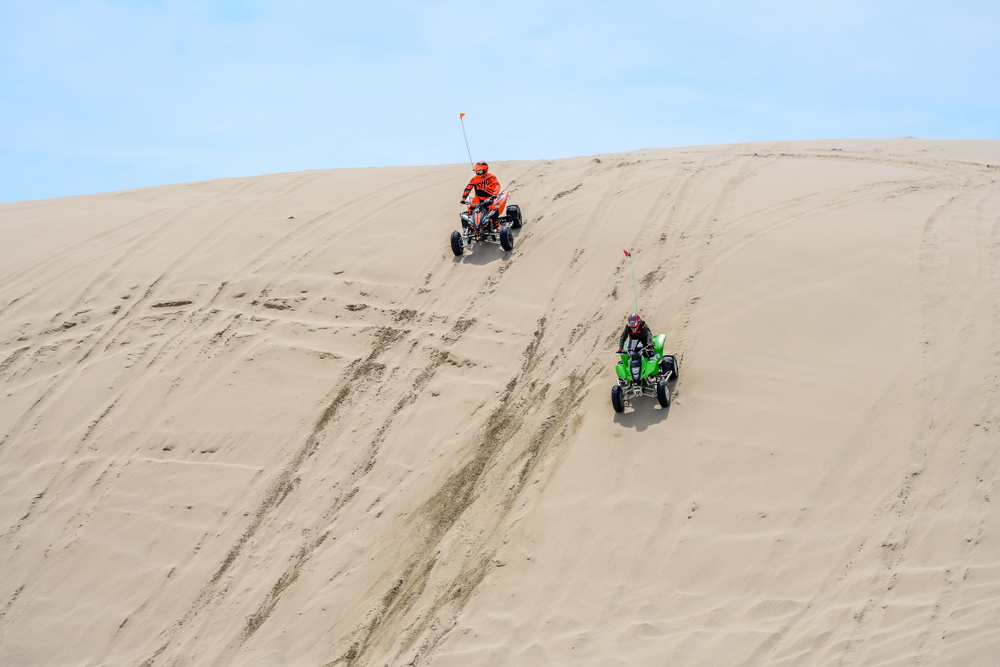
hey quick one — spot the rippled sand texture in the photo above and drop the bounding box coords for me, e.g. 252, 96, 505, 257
1, 139, 999, 666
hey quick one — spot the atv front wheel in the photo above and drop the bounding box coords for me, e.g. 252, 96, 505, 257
663, 355, 679, 380
450, 230, 464, 256
656, 380, 670, 408
499, 225, 514, 251
611, 385, 625, 413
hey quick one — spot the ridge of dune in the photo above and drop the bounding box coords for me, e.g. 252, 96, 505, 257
1, 139, 999, 666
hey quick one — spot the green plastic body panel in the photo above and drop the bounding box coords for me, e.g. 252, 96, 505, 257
652, 333, 665, 358
615, 336, 664, 384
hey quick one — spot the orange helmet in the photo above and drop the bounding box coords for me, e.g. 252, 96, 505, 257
628, 313, 642, 333
474, 161, 488, 176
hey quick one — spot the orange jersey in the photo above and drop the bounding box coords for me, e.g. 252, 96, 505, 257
462, 172, 501, 202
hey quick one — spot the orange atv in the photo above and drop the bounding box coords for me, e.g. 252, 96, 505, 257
450, 193, 523, 256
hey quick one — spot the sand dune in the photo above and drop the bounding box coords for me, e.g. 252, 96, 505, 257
1, 139, 999, 666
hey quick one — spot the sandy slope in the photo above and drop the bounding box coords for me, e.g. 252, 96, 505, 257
1, 139, 999, 667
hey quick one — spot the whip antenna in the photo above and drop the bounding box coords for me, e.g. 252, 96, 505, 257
624, 249, 639, 314
459, 113, 474, 168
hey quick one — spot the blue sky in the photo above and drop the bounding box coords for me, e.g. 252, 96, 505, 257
2, 0, 998, 202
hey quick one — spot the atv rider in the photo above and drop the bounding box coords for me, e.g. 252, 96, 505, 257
462, 161, 502, 227
618, 313, 653, 355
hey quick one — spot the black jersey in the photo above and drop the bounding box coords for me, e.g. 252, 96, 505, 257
619, 322, 652, 350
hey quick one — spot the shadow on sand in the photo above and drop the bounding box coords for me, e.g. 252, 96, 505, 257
611, 379, 678, 432
450, 227, 523, 266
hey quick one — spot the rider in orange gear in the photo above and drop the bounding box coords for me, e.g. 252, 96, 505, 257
462, 161, 501, 210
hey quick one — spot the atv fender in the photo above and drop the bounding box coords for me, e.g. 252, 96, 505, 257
652, 333, 666, 358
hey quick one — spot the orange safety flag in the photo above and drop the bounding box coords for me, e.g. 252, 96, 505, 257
460, 113, 466, 119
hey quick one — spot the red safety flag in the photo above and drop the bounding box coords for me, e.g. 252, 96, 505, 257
623, 249, 631, 258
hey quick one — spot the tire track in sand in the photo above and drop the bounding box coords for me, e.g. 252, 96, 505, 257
736, 187, 991, 667
322, 316, 603, 667
219, 217, 550, 659
137, 312, 487, 666
135, 325, 408, 667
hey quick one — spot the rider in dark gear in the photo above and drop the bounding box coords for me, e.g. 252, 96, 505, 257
618, 313, 653, 354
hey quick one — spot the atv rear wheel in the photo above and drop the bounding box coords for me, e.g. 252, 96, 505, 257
499, 225, 514, 251
450, 231, 464, 256
656, 380, 670, 408
507, 205, 522, 229
611, 385, 625, 413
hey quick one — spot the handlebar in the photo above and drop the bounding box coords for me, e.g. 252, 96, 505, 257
618, 347, 655, 357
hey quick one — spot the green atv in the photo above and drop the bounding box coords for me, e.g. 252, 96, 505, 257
612, 334, 679, 413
